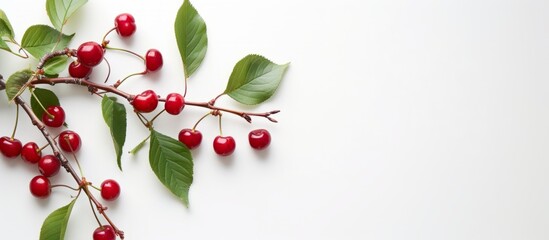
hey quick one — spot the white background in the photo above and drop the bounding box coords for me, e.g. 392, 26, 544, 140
1, 0, 549, 239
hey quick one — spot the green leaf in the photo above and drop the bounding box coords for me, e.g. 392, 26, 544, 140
0, 9, 14, 39
21, 25, 74, 59
149, 130, 193, 207
101, 96, 127, 170
0, 39, 10, 52
46, 0, 88, 31
5, 69, 33, 101
175, 0, 208, 78
31, 88, 61, 119
44, 56, 69, 76
224, 54, 289, 105
39, 199, 76, 240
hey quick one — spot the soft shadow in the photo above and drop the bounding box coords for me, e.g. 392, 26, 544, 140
218, 154, 235, 168
252, 148, 271, 161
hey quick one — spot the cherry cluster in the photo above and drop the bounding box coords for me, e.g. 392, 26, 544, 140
1, 10, 278, 240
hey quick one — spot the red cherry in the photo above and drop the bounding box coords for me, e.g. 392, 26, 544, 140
93, 225, 116, 240
77, 41, 104, 67
21, 142, 42, 164
0, 136, 22, 158
68, 61, 93, 78
248, 129, 271, 150
213, 136, 236, 156
38, 155, 61, 177
101, 179, 121, 201
145, 49, 163, 72
131, 90, 158, 113
58, 130, 81, 153
178, 129, 202, 150
29, 175, 51, 198
42, 106, 65, 128
165, 93, 185, 115
115, 13, 136, 37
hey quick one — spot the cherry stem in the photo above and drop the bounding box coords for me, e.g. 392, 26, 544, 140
10, 104, 19, 139
102, 27, 116, 44
116, 71, 147, 87
192, 112, 212, 131
51, 184, 80, 191
88, 197, 103, 228
30, 88, 54, 119
65, 137, 84, 176
103, 56, 112, 84
0, 77, 125, 240
135, 112, 150, 128
105, 46, 145, 62
149, 109, 165, 126
218, 114, 223, 136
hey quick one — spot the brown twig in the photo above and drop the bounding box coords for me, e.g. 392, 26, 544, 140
0, 77, 125, 239
30, 76, 279, 123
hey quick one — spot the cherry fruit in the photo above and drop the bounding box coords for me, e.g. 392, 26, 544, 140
68, 61, 93, 78
58, 130, 81, 153
248, 129, 271, 150
132, 90, 158, 113
145, 49, 163, 72
213, 136, 236, 156
101, 179, 121, 201
29, 175, 51, 198
165, 93, 185, 115
38, 155, 61, 177
21, 142, 42, 164
178, 129, 202, 150
93, 225, 116, 240
115, 13, 136, 37
42, 106, 65, 128
77, 41, 104, 67
0, 136, 22, 158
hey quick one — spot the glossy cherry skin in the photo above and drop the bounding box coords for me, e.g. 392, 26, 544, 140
248, 129, 271, 150
21, 142, 42, 164
165, 93, 185, 115
101, 179, 121, 201
29, 175, 51, 198
77, 41, 104, 67
115, 13, 136, 37
145, 49, 163, 72
38, 155, 61, 177
58, 130, 81, 153
213, 136, 236, 156
68, 61, 93, 78
42, 106, 65, 128
93, 225, 116, 240
178, 129, 202, 150
132, 90, 158, 113
0, 136, 22, 158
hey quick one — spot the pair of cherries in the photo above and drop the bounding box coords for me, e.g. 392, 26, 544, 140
70, 13, 163, 81
178, 129, 271, 156
131, 90, 185, 115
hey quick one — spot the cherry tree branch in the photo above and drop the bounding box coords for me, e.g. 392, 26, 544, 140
30, 76, 280, 123
0, 77, 125, 239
